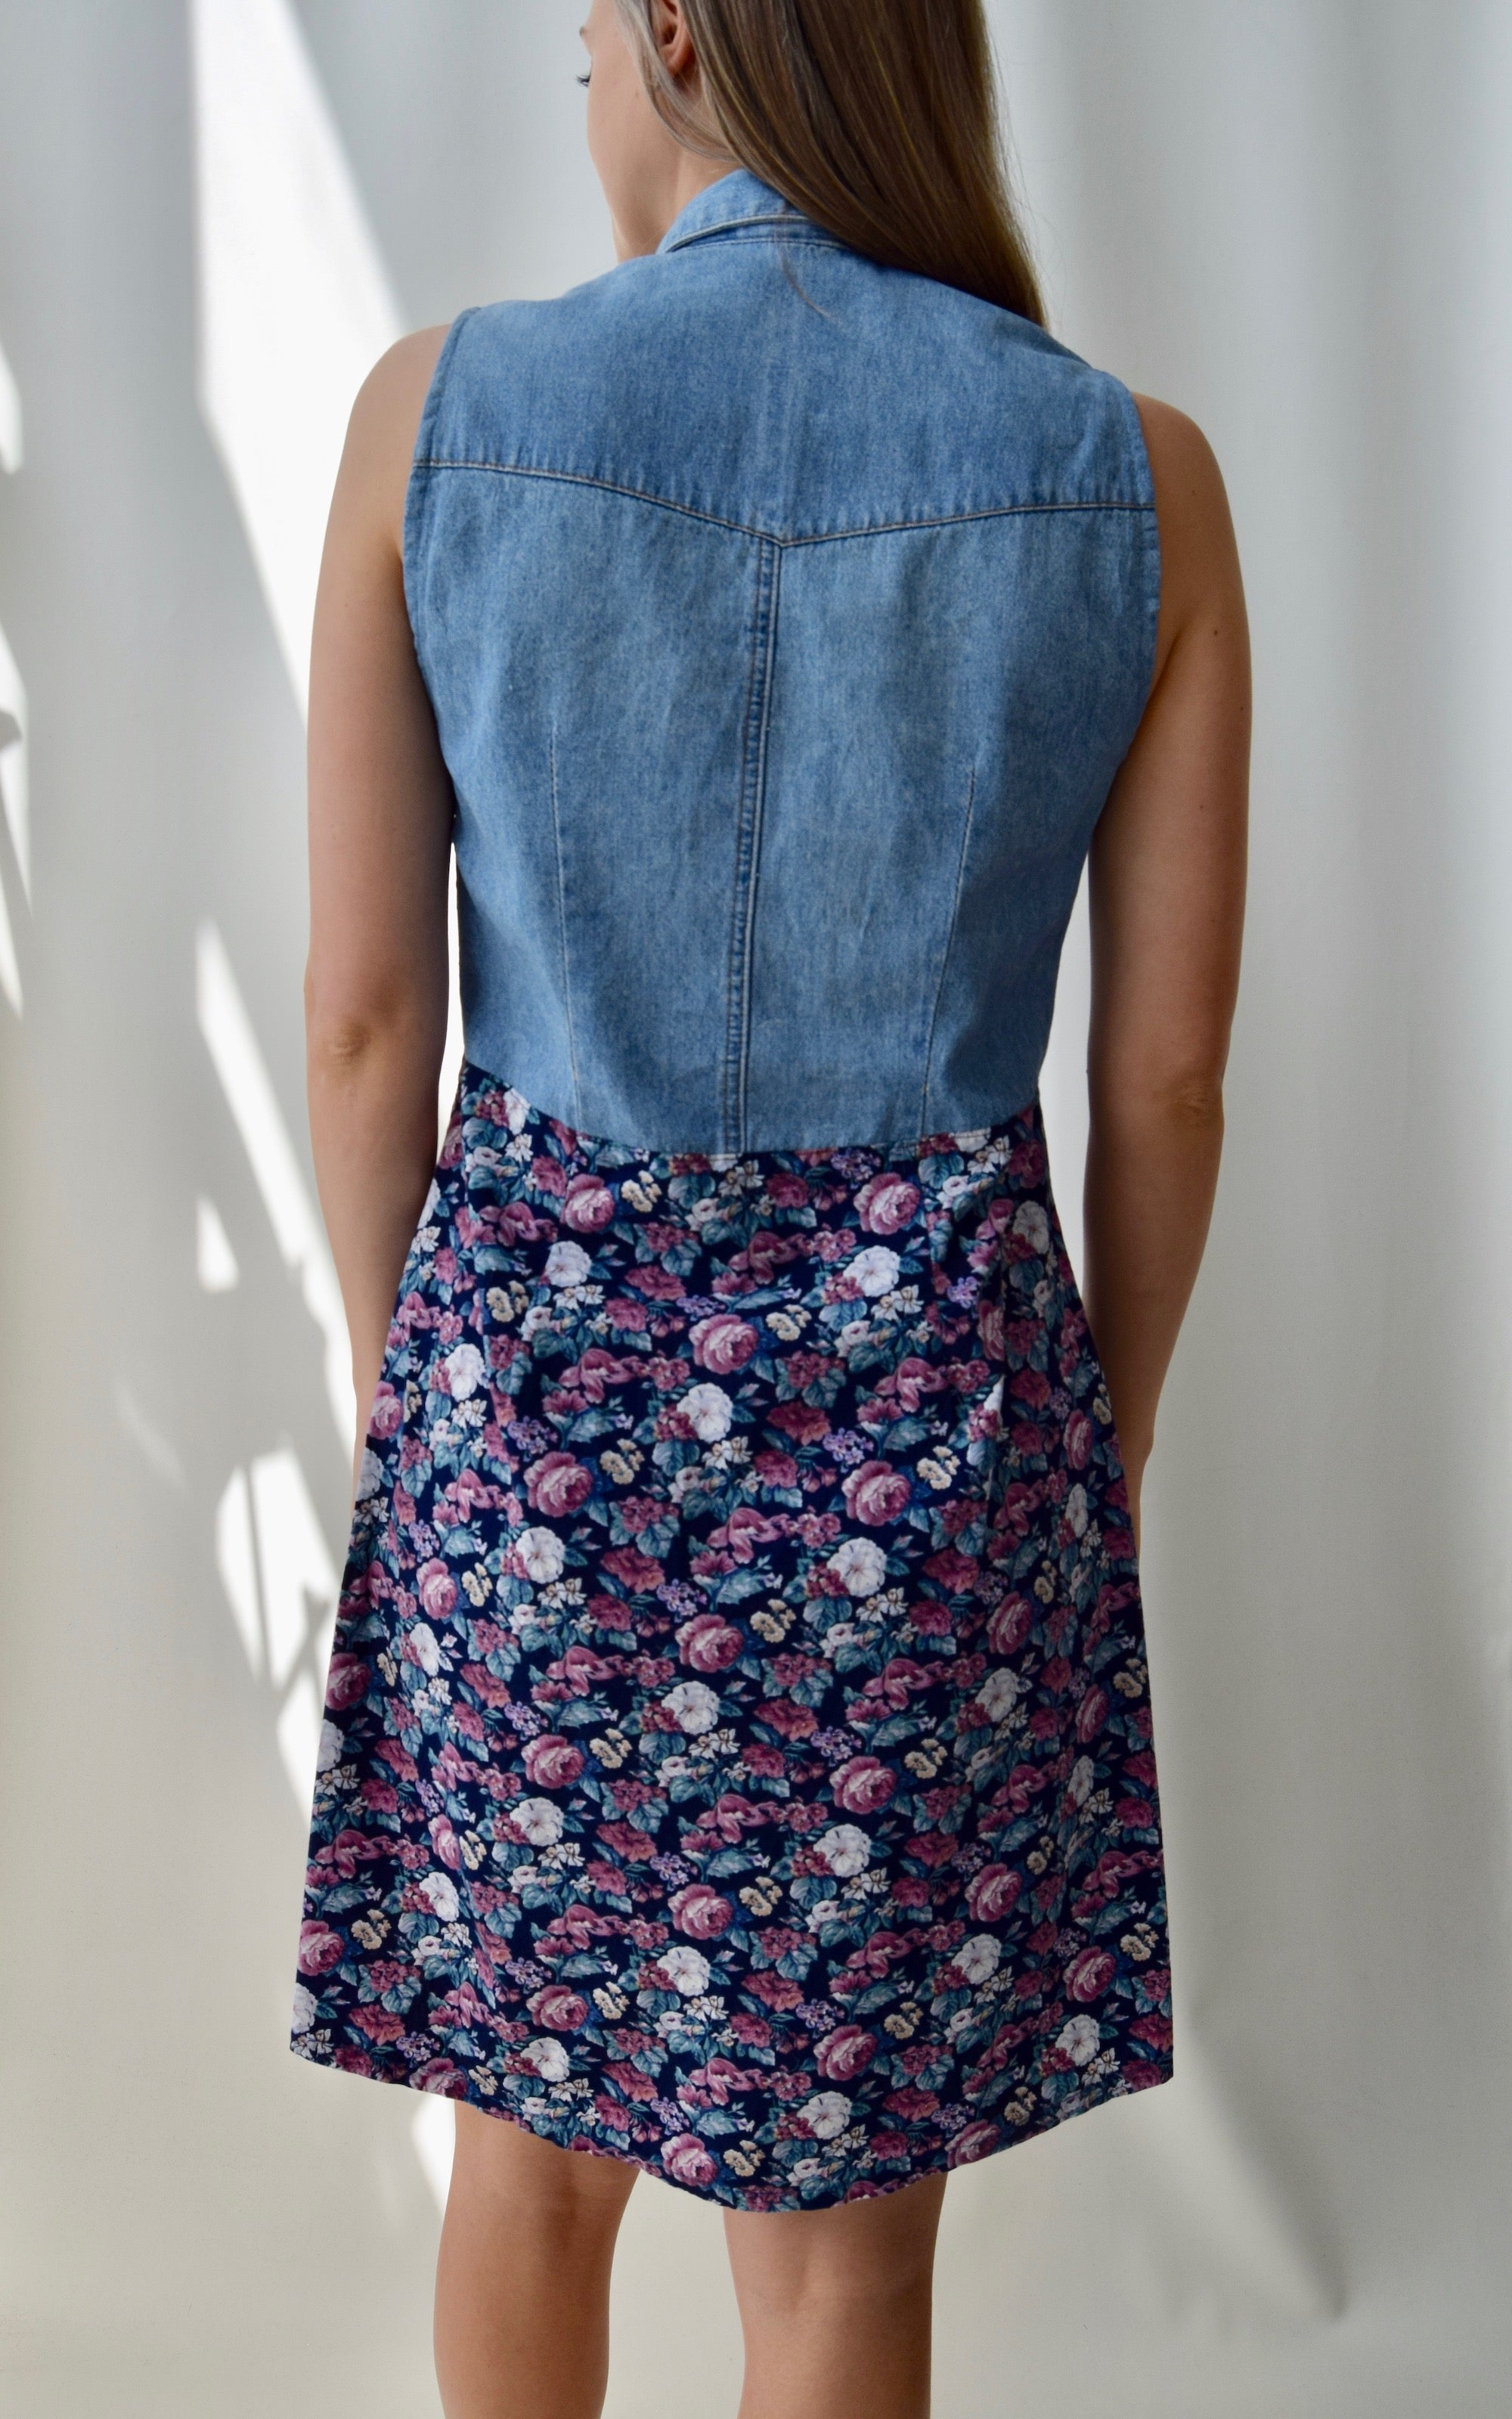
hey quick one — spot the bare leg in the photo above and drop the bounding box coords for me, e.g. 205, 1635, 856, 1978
723, 2171, 947, 2419
433, 2104, 638, 2419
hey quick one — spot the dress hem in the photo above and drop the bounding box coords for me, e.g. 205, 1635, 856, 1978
290, 2030, 1175, 2214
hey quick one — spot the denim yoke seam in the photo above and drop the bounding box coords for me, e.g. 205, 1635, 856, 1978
412, 461, 1154, 548
723, 536, 780, 1155
547, 721, 582, 1126
918, 764, 978, 1137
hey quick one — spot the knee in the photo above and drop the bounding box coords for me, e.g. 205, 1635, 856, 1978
727, 2182, 944, 2326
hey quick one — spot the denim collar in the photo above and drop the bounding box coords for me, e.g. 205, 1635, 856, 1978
657, 167, 812, 256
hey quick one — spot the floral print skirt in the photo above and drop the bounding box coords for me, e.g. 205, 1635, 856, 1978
291, 1062, 1173, 2210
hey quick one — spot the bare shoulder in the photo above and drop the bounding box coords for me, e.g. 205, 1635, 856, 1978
334, 324, 452, 550
1130, 393, 1246, 676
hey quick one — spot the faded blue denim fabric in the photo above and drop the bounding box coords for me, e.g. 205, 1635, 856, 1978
404, 170, 1160, 1154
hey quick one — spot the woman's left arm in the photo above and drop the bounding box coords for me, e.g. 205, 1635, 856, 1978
305, 326, 454, 1487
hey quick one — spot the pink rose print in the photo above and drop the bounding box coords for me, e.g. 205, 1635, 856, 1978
670, 1883, 734, 1939
841, 1459, 912, 1525
525, 1450, 593, 1516
947, 2120, 1001, 2168
831, 1756, 897, 1815
965, 1863, 1022, 1921
1064, 1947, 1118, 2003
562, 1172, 616, 1231
1075, 1686, 1110, 1744
985, 1595, 1033, 1655
297, 1921, 344, 1975
662, 2134, 719, 2188
412, 2059, 468, 2096
677, 1612, 744, 1672
854, 1171, 922, 1234
523, 1734, 586, 1788
527, 1985, 590, 2031
417, 1558, 457, 1620
1064, 1408, 1093, 1468
429, 1815, 462, 1869
325, 1652, 368, 1711
814, 2025, 876, 2082
690, 1313, 761, 1374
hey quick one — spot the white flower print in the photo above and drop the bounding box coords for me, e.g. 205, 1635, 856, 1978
954, 1934, 1002, 1985
1069, 1755, 1096, 1806
518, 1527, 566, 1583
521, 2036, 571, 2081
663, 1679, 720, 1735
355, 1445, 384, 1502
816, 1823, 870, 1878
545, 1239, 592, 1287
828, 1537, 887, 1597
1056, 2014, 1102, 2067
658, 1944, 711, 1996
847, 1245, 900, 1298
315, 1720, 343, 1775
408, 1621, 442, 1676
291, 1983, 317, 2034
500, 1087, 530, 1134
800, 2092, 852, 2140
513, 1797, 565, 1846
977, 1667, 1024, 1722
681, 1382, 733, 1441
1064, 1482, 1089, 1538
443, 1341, 485, 1400
420, 1871, 461, 1922
1012, 1199, 1050, 1255
807, 1899, 844, 1931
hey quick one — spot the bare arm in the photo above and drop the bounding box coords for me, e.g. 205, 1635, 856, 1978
305, 324, 453, 1484
1081, 397, 1250, 1541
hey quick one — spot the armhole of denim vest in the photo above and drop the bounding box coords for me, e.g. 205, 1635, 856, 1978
401, 307, 478, 672
1106, 371, 1164, 718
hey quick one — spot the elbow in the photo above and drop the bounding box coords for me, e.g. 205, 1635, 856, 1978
1089, 1060, 1227, 1135
304, 969, 435, 1086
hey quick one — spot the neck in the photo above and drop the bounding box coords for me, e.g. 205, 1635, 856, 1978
615, 150, 739, 261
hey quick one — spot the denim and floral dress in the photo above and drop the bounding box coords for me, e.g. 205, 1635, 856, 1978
291, 1065, 1173, 2210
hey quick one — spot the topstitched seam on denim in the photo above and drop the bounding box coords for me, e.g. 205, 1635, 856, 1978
413, 461, 1152, 547
919, 764, 978, 1138
734, 540, 780, 1153
723, 536, 778, 1154
547, 722, 582, 1127
664, 228, 852, 256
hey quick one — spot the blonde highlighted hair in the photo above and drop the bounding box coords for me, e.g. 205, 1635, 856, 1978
614, 0, 1044, 324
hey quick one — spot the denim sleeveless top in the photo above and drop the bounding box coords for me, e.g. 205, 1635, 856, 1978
405, 171, 1159, 1155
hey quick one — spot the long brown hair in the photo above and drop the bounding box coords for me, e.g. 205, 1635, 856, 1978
614, 0, 1044, 326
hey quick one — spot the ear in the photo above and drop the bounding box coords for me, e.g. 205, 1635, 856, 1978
653, 0, 698, 80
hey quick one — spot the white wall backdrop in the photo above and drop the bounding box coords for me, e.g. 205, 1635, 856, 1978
2, 5, 1510, 2413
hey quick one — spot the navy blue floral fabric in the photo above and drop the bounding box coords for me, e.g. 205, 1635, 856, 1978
292, 1064, 1173, 2209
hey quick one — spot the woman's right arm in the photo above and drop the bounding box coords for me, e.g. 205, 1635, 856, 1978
305, 325, 454, 1488
1080, 398, 1251, 1545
